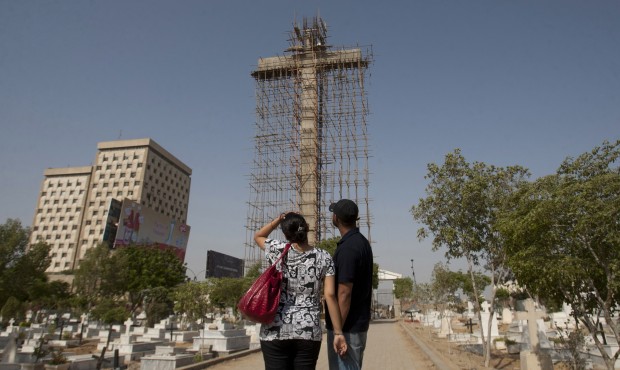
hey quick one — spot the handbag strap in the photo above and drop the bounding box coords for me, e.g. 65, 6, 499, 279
273, 243, 291, 269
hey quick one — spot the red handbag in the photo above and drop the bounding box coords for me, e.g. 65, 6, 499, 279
237, 244, 291, 323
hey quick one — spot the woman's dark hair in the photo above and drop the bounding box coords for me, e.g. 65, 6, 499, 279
280, 212, 308, 243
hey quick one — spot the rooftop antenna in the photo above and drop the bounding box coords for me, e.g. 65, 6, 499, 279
118, 130, 123, 140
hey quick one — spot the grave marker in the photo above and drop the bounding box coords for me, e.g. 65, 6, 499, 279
513, 299, 552, 370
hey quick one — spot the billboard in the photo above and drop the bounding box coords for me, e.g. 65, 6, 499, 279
114, 198, 190, 260
102, 198, 122, 247
206, 250, 244, 278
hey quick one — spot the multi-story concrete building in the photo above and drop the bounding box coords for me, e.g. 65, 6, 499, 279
29, 138, 192, 276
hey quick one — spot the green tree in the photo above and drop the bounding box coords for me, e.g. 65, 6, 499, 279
74, 244, 186, 316
114, 246, 186, 313
90, 298, 128, 325
143, 286, 174, 327
173, 281, 211, 329
208, 277, 249, 313
317, 237, 339, 256
0, 219, 53, 315
73, 244, 115, 306
411, 282, 433, 305
393, 277, 413, 300
499, 140, 620, 370
430, 263, 462, 305
494, 288, 511, 309
1, 296, 23, 321
411, 150, 528, 366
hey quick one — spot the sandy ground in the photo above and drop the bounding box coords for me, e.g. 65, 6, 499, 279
204, 320, 522, 370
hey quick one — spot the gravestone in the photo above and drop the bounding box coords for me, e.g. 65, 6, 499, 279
480, 311, 499, 339
0, 333, 18, 363
502, 307, 513, 325
422, 311, 439, 327
192, 319, 250, 354
123, 318, 134, 334
514, 299, 552, 370
464, 301, 475, 318
437, 316, 453, 338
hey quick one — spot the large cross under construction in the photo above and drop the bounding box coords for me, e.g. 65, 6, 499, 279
245, 17, 373, 267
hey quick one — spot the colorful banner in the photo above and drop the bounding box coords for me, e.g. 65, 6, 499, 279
113, 198, 190, 260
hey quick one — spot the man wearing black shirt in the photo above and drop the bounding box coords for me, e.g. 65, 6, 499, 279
325, 199, 373, 369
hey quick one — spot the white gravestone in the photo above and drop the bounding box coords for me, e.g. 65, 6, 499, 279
502, 307, 513, 324
514, 299, 552, 370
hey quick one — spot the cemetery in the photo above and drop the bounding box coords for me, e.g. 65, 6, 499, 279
0, 311, 261, 370
403, 297, 619, 370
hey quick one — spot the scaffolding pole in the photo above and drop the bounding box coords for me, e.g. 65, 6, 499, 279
245, 17, 373, 271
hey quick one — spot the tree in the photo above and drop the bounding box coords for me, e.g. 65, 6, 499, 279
173, 281, 211, 329
429, 263, 490, 308
393, 277, 413, 300
74, 244, 186, 316
90, 298, 128, 325
113, 246, 186, 313
430, 263, 463, 307
143, 286, 174, 327
317, 237, 339, 256
499, 140, 620, 370
411, 149, 528, 366
207, 277, 249, 313
73, 244, 115, 306
0, 219, 54, 316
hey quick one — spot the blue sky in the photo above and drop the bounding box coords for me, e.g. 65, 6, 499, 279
1, 0, 618, 283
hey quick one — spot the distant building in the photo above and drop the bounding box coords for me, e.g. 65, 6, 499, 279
28, 138, 192, 277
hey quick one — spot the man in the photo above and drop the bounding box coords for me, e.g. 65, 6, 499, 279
325, 199, 373, 369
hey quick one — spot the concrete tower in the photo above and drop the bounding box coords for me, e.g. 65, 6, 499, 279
246, 17, 372, 266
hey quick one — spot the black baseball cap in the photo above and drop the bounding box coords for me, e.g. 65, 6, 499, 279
329, 199, 359, 223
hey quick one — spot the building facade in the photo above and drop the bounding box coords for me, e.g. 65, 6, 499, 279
29, 138, 192, 275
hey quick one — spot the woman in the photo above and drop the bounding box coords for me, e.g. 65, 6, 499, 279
254, 212, 347, 370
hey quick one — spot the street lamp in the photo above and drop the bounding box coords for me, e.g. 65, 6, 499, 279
410, 259, 417, 286
185, 266, 207, 281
